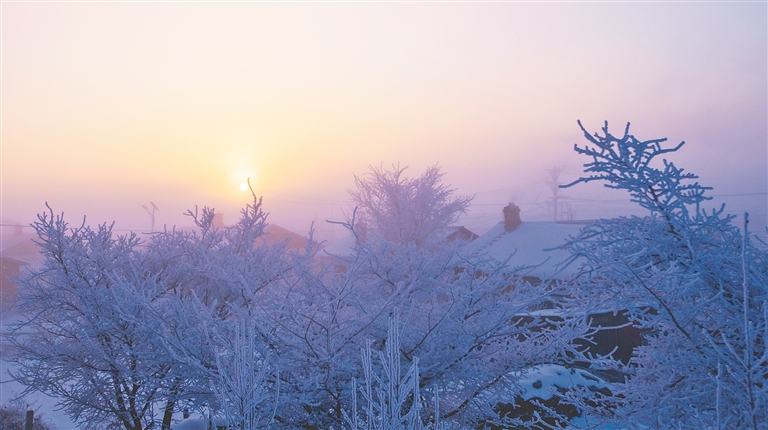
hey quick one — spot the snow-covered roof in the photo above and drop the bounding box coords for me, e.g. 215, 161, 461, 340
260, 224, 312, 250
0, 237, 42, 263
462, 221, 588, 279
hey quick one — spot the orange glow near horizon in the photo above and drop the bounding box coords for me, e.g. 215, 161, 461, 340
1, 2, 766, 235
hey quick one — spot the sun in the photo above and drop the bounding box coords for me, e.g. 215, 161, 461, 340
239, 182, 249, 191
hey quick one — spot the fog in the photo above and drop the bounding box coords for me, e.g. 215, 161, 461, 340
2, 2, 766, 244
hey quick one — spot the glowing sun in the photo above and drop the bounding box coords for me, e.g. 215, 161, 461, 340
239, 183, 249, 191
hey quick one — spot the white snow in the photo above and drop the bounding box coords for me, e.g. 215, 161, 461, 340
463, 221, 587, 278
512, 364, 610, 401
0, 359, 77, 429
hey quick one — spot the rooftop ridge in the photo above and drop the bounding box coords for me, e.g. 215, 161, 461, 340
474, 228, 508, 254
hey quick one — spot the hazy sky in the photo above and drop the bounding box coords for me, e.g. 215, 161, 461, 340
2, 1, 766, 239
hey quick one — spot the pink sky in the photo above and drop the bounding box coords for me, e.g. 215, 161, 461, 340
2, 1, 766, 239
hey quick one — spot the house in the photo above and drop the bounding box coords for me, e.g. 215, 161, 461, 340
210, 213, 323, 254
463, 202, 587, 280
1, 231, 43, 306
445, 226, 479, 243
259, 223, 322, 253
465, 203, 643, 366
1, 255, 28, 303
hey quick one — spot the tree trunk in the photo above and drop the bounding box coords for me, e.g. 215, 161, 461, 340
162, 399, 176, 430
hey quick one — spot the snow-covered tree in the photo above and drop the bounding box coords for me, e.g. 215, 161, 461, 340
135, 193, 287, 427
6, 167, 590, 429
258, 242, 582, 428
207, 317, 279, 430
560, 121, 768, 428
342, 314, 440, 430
349, 165, 472, 246
251, 166, 587, 428
6, 206, 184, 430
5, 193, 286, 430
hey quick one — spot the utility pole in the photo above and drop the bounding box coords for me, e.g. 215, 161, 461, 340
142, 201, 159, 232
545, 168, 563, 221
545, 167, 575, 221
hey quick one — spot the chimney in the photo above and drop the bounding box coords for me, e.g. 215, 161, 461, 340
502, 203, 521, 232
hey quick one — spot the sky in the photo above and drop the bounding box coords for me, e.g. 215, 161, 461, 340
2, 1, 766, 242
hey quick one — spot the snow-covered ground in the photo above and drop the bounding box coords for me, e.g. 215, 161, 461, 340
2, 312, 216, 430
1, 312, 72, 428
2, 354, 209, 430
0, 359, 77, 429
2, 354, 201, 430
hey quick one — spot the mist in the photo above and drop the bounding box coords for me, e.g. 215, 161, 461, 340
2, 1, 766, 242
2, 4, 768, 429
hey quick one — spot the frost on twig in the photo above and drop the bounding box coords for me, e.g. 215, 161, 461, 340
563, 120, 712, 225
342, 314, 443, 430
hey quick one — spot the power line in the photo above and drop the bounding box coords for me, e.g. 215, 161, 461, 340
711, 192, 767, 198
